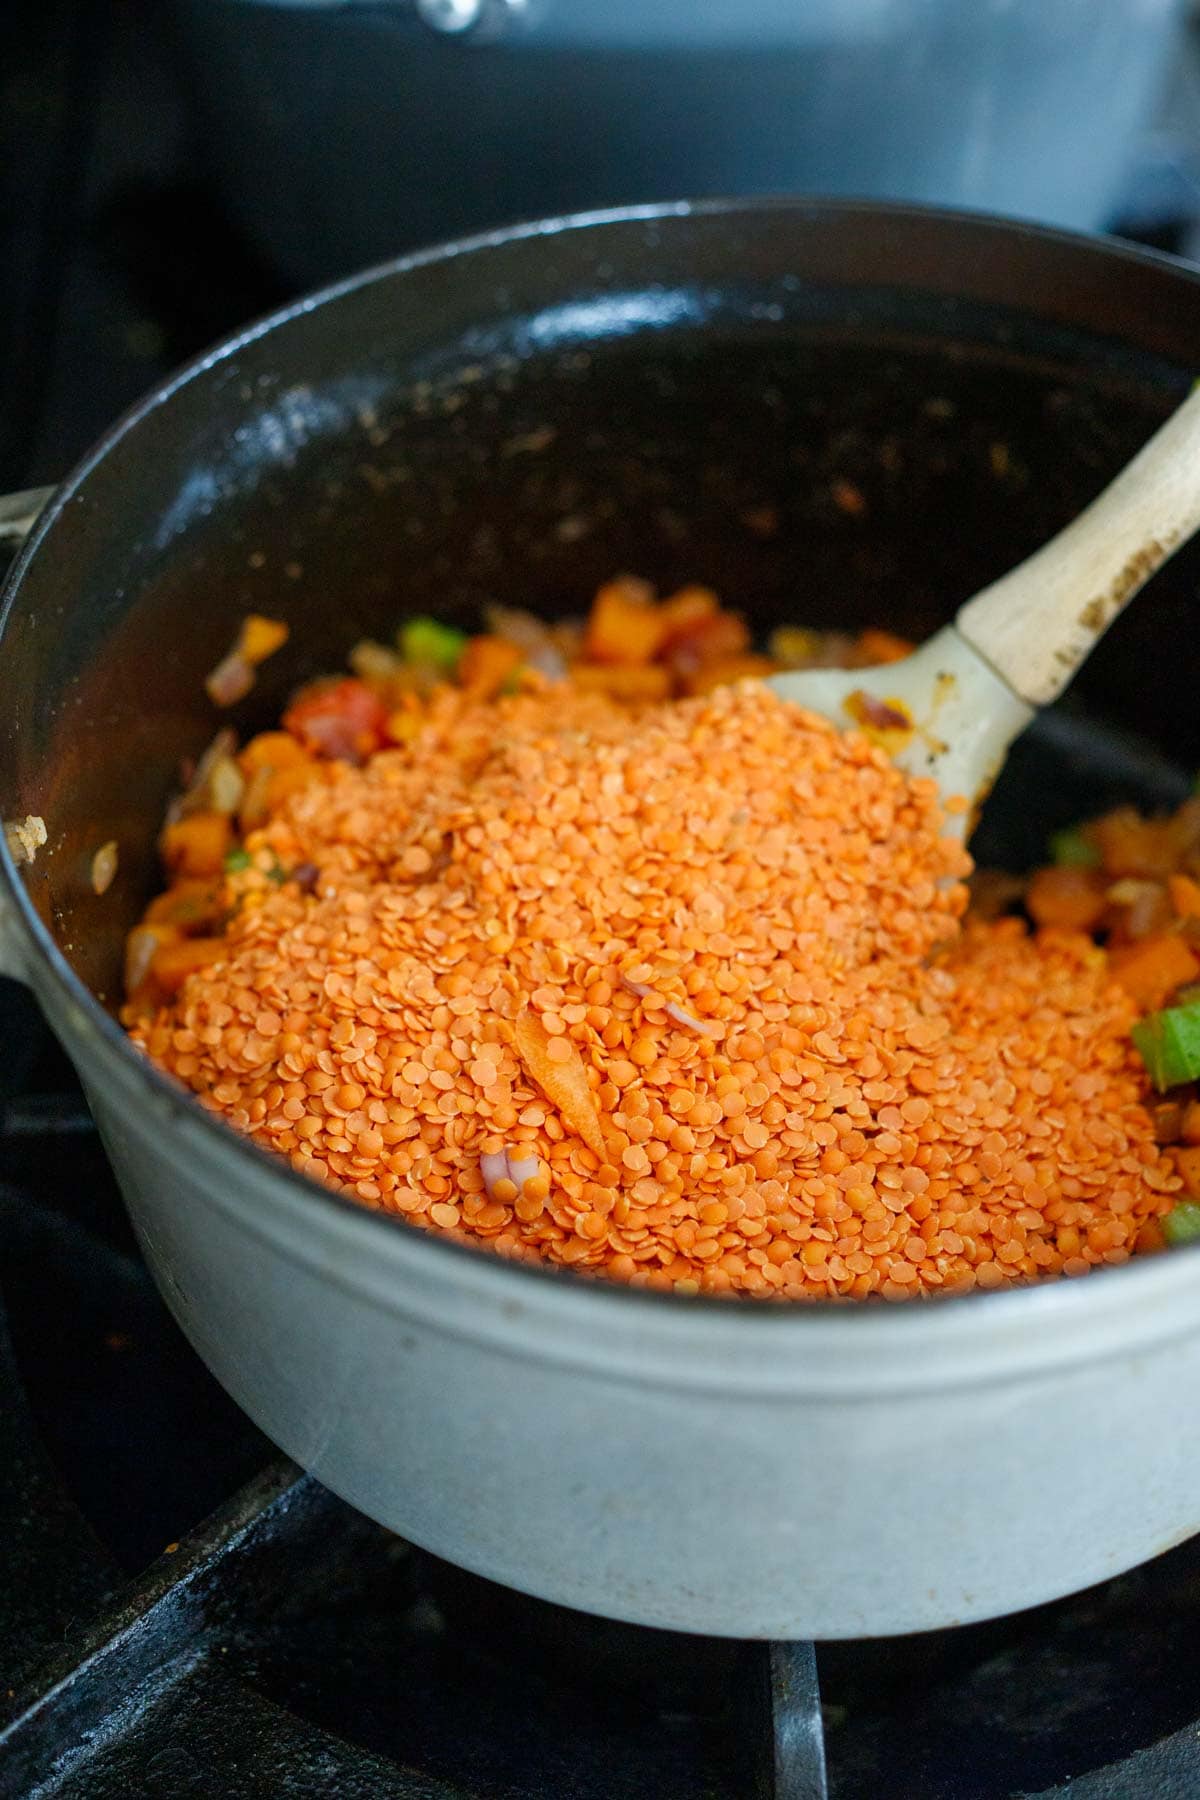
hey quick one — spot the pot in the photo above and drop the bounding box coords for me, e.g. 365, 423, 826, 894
4, 200, 1200, 1640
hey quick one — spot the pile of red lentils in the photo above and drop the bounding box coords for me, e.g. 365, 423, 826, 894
131, 681, 1177, 1299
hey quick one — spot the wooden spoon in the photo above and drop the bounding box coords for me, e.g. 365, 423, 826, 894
768, 385, 1200, 832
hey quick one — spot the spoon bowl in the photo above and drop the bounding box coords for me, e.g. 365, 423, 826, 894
769, 382, 1200, 832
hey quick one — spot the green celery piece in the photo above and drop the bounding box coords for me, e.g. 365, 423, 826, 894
399, 616, 467, 674
1132, 1002, 1200, 1091
1164, 1201, 1200, 1246
223, 848, 251, 872
1048, 825, 1099, 868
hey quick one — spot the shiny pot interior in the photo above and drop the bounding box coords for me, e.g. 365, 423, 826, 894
4, 198, 1200, 1150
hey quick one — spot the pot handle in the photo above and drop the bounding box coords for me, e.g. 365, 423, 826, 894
1, 484, 56, 986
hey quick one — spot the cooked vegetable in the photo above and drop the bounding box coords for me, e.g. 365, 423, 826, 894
1025, 865, 1106, 933
1132, 1001, 1200, 1091
161, 811, 232, 879
1049, 825, 1100, 868
205, 652, 255, 708
241, 615, 289, 663
1090, 809, 1182, 880
90, 840, 119, 896
149, 935, 228, 996
398, 615, 467, 674
683, 654, 777, 697
146, 878, 223, 929
1108, 936, 1200, 1012
1169, 872, 1200, 920
205, 614, 289, 707
657, 585, 719, 643
584, 577, 666, 665
855, 628, 912, 666
513, 1008, 607, 1162
1182, 1098, 1200, 1144
663, 609, 750, 680
239, 730, 312, 775
1163, 1201, 1200, 1245
1173, 1145, 1200, 1199
457, 634, 524, 700
570, 663, 672, 701
282, 678, 388, 762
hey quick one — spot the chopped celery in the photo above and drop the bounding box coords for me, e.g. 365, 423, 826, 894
1048, 825, 1099, 868
398, 616, 467, 674
1164, 1201, 1200, 1246
223, 848, 251, 872
1132, 1002, 1200, 1091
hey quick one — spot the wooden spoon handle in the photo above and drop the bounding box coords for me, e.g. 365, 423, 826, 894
955, 384, 1200, 706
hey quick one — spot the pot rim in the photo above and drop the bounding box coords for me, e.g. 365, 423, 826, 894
7, 193, 1200, 1386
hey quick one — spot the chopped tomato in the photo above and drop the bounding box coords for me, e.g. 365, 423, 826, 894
283, 678, 389, 762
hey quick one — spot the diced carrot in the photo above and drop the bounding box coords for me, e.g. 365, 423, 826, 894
283, 678, 388, 761
261, 761, 321, 813
857, 628, 914, 666
1174, 1143, 1200, 1199
513, 1008, 607, 1161
145, 879, 223, 934
682, 654, 777, 697
1182, 1099, 1200, 1145
150, 935, 228, 996
570, 662, 672, 701
1025, 865, 1107, 934
457, 634, 524, 700
161, 811, 232, 879
238, 615, 289, 665
1169, 873, 1200, 920
237, 737, 322, 829
1091, 808, 1181, 879
384, 710, 424, 745
1135, 1217, 1167, 1254
1108, 934, 1200, 1011
239, 731, 312, 776
584, 577, 666, 665
657, 586, 719, 645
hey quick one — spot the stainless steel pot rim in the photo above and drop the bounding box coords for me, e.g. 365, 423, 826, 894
6, 194, 1200, 1385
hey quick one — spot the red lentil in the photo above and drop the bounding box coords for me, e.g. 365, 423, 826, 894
129, 678, 1176, 1299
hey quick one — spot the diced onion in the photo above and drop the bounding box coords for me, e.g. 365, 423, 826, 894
480, 1151, 509, 1198
91, 839, 119, 895
480, 1145, 545, 1200
205, 652, 255, 708
666, 1001, 726, 1037
506, 1154, 542, 1190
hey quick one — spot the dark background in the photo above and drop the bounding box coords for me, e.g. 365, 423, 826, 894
5, 0, 1200, 501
